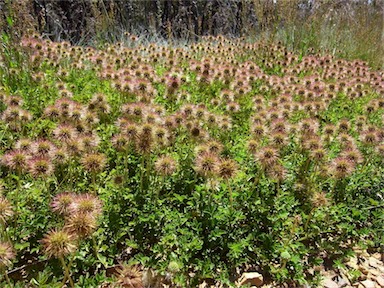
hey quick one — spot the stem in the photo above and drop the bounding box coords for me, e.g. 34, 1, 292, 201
92, 235, 100, 261
56, 164, 69, 190
140, 156, 145, 193
59, 256, 74, 288
92, 172, 96, 192
227, 179, 233, 208
304, 207, 316, 232
2, 269, 12, 287
69, 158, 76, 190
281, 259, 287, 270
146, 154, 151, 179
0, 223, 4, 239
158, 175, 165, 198
13, 169, 21, 241
334, 179, 346, 202
124, 152, 129, 183
253, 168, 260, 187
146, 154, 152, 195
276, 180, 282, 195
361, 152, 373, 171
207, 178, 213, 204
62, 253, 76, 284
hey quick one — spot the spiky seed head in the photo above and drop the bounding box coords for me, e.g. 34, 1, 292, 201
41, 229, 77, 258
154, 127, 167, 141
206, 114, 217, 125
52, 148, 69, 165
164, 116, 175, 129
195, 107, 206, 119
64, 212, 97, 239
70, 108, 84, 122
194, 153, 219, 178
194, 145, 209, 156
0, 197, 13, 225
70, 194, 103, 217
114, 264, 143, 288
80, 134, 100, 152
323, 124, 336, 136
311, 191, 329, 208
32, 140, 55, 157
341, 149, 363, 164
81, 153, 107, 173
0, 242, 15, 268
154, 156, 177, 176
140, 123, 154, 138
271, 118, 289, 133
266, 164, 286, 182
51, 192, 75, 215
376, 144, 384, 156
28, 156, 54, 178
14, 138, 32, 152
337, 119, 350, 132
84, 112, 99, 126
7, 95, 23, 106
112, 134, 129, 151
270, 131, 287, 147
219, 119, 231, 131
226, 102, 240, 113
217, 158, 238, 179
2, 150, 29, 171
330, 157, 355, 179
113, 175, 124, 185
246, 139, 259, 154
256, 147, 279, 167
360, 130, 378, 145
53, 124, 77, 142
135, 136, 153, 154
303, 137, 322, 150
299, 118, 318, 135
126, 123, 139, 141
190, 125, 201, 137
206, 140, 223, 155
310, 148, 327, 162
251, 124, 265, 137
338, 133, 355, 148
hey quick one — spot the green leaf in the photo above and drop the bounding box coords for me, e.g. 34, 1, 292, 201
280, 251, 291, 260
15, 242, 30, 251
97, 253, 109, 267
6, 15, 13, 27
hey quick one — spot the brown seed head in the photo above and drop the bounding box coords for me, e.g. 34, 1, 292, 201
41, 229, 77, 258
330, 157, 355, 179
64, 212, 97, 239
256, 147, 279, 167
312, 191, 329, 208
70, 194, 103, 217
0, 242, 15, 268
0, 197, 13, 225
217, 158, 238, 179
154, 156, 177, 176
81, 153, 107, 173
51, 192, 75, 215
114, 264, 143, 288
194, 153, 219, 178
28, 156, 54, 178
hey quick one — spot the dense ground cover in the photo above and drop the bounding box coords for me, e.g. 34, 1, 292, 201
0, 35, 383, 287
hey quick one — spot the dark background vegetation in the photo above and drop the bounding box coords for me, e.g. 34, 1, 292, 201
1, 0, 383, 68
